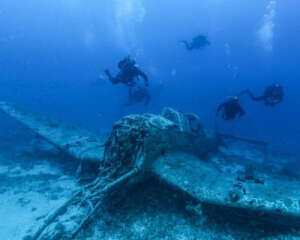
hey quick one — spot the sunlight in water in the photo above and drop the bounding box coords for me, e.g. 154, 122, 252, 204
258, 0, 276, 52
114, 0, 146, 54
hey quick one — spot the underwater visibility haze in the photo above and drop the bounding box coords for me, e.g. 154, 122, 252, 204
1, 0, 300, 239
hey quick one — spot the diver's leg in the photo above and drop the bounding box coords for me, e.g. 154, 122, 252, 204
124, 87, 134, 106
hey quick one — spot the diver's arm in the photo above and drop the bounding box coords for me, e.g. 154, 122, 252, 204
238, 89, 264, 101
104, 69, 119, 84
180, 40, 192, 50
251, 95, 265, 101
237, 89, 250, 97
104, 69, 112, 79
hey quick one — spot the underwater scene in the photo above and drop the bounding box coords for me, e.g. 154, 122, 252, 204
1, 0, 300, 239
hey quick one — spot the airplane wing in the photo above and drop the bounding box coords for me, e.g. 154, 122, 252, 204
153, 152, 300, 227
0, 102, 105, 164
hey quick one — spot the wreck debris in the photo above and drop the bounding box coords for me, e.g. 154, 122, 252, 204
0, 102, 105, 166
25, 109, 213, 239
217, 132, 269, 162
1, 102, 300, 239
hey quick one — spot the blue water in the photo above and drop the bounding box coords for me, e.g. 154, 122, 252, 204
0, 0, 300, 151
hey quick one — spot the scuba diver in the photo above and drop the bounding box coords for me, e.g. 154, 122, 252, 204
216, 96, 245, 120
180, 34, 210, 51
125, 86, 151, 107
216, 84, 283, 121
239, 83, 284, 107
104, 57, 149, 87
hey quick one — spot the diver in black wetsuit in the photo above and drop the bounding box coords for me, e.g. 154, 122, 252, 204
216, 84, 283, 121
239, 84, 284, 107
104, 57, 149, 87
216, 96, 245, 120
180, 34, 210, 51
125, 86, 151, 107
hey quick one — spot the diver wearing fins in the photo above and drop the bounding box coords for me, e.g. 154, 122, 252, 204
104, 57, 149, 87
216, 96, 245, 120
124, 86, 151, 107
216, 84, 283, 121
180, 34, 210, 51
238, 83, 284, 107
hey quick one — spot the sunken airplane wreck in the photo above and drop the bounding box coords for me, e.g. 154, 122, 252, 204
1, 102, 300, 239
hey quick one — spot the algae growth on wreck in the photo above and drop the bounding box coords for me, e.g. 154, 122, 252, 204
1, 0, 300, 239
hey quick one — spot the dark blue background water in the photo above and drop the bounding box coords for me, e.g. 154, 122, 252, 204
0, 0, 299, 151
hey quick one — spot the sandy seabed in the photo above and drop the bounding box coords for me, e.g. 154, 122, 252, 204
0, 142, 300, 240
